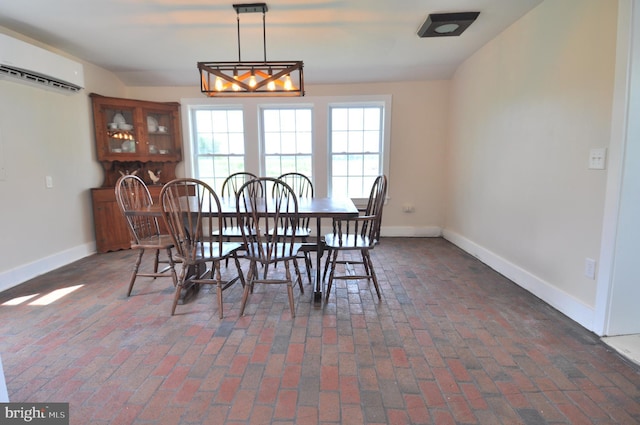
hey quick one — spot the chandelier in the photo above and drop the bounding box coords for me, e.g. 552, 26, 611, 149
197, 3, 304, 97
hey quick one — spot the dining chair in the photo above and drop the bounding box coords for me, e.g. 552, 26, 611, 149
160, 178, 246, 317
323, 175, 388, 301
217, 172, 258, 241
277, 172, 314, 283
236, 177, 304, 317
115, 174, 177, 297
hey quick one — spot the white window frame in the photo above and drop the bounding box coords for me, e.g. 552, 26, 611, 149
180, 95, 391, 201
328, 101, 388, 205
259, 106, 314, 180
189, 106, 245, 192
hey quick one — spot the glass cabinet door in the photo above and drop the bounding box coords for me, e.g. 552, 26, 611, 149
143, 108, 176, 158
104, 106, 137, 154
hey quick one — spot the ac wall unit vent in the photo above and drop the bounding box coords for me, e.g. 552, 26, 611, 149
0, 33, 85, 94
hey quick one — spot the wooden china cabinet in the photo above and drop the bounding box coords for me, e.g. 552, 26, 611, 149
90, 93, 183, 253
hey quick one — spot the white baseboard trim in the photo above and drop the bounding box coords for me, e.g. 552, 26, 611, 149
0, 242, 96, 294
318, 225, 441, 238
380, 226, 442, 238
442, 229, 595, 332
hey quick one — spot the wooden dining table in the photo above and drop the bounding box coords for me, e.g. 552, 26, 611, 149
126, 196, 359, 302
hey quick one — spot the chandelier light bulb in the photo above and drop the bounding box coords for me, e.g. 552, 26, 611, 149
214, 77, 224, 91
232, 72, 240, 91
284, 74, 293, 91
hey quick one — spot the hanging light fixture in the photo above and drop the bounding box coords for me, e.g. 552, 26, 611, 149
198, 3, 304, 97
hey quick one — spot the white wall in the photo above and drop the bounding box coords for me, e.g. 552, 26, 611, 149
0, 28, 126, 292
445, 0, 617, 331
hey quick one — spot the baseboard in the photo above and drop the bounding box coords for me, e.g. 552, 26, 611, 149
318, 225, 441, 238
0, 242, 96, 294
380, 226, 442, 237
442, 229, 595, 332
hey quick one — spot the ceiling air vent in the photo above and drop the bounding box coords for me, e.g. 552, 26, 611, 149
418, 12, 480, 38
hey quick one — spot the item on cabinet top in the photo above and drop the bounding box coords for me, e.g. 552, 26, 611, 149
113, 113, 126, 125
149, 144, 158, 154
159, 149, 169, 154
118, 169, 139, 177
148, 169, 162, 184
157, 126, 167, 133
147, 116, 158, 132
121, 140, 136, 152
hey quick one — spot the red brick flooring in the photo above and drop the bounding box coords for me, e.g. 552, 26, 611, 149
1, 238, 639, 424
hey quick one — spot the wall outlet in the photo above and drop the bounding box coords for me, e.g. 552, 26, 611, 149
402, 203, 415, 213
584, 258, 596, 280
588, 148, 606, 170
45, 175, 53, 188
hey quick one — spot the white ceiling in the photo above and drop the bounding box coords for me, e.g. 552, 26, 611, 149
0, 0, 542, 87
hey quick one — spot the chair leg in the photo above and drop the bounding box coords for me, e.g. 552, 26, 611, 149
361, 249, 371, 281
171, 264, 189, 315
251, 262, 259, 292
284, 261, 296, 317
363, 251, 381, 299
153, 249, 160, 275
239, 261, 255, 316
292, 259, 304, 294
165, 248, 178, 287
213, 261, 224, 319
325, 250, 339, 301
127, 249, 144, 296
232, 252, 247, 289
224, 237, 231, 268
304, 252, 312, 284
322, 248, 332, 283
287, 282, 295, 318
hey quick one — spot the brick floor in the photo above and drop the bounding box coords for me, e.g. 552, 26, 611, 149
1, 238, 639, 424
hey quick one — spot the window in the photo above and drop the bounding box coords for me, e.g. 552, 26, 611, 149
262, 107, 313, 179
329, 106, 383, 199
191, 108, 245, 192
183, 95, 391, 199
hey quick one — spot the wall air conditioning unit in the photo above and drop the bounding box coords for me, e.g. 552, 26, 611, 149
0, 33, 85, 94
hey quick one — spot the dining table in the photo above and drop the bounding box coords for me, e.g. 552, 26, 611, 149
125, 195, 359, 302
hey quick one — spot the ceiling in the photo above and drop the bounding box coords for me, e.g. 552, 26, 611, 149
0, 0, 542, 87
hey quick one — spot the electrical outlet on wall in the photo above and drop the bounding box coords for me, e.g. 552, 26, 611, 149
585, 258, 596, 280
588, 148, 606, 170
402, 203, 415, 213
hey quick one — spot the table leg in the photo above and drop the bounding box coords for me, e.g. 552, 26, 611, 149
314, 216, 323, 303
